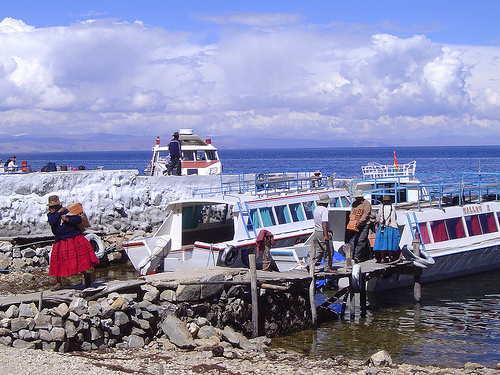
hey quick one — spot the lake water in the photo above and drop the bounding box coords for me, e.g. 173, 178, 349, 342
4, 145, 500, 367
4, 145, 500, 177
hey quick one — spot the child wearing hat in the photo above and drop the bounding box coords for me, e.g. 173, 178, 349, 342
46, 195, 99, 290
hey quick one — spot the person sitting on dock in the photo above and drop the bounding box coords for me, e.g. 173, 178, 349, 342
165, 131, 182, 176
312, 194, 335, 272
5, 156, 17, 172
347, 190, 372, 263
373, 195, 400, 263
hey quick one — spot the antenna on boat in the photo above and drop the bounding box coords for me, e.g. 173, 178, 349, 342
479, 158, 481, 176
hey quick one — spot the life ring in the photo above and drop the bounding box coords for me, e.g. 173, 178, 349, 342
220, 245, 238, 266
85, 233, 106, 259
401, 244, 435, 268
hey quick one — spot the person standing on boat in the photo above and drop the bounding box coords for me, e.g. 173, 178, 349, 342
312, 194, 335, 272
165, 131, 182, 176
373, 195, 400, 263
46, 195, 99, 291
348, 190, 372, 263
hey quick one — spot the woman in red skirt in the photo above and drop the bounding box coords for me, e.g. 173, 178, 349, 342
47, 195, 99, 291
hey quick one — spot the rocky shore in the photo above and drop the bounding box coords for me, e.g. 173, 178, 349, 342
0, 340, 497, 375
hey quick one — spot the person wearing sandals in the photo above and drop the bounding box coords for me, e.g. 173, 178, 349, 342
373, 195, 400, 263
47, 195, 99, 291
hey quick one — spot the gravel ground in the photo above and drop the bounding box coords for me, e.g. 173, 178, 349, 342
0, 344, 497, 375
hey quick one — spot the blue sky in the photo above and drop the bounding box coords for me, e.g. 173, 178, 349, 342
0, 1, 499, 148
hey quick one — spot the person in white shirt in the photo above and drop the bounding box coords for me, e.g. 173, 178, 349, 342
312, 194, 335, 272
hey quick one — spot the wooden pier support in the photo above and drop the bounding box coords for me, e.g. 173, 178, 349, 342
249, 254, 259, 338
412, 239, 422, 303
309, 241, 318, 328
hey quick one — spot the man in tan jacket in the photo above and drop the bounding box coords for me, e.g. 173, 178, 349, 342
347, 190, 372, 262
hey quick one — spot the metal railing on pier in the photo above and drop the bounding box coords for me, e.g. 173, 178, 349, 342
194, 170, 345, 197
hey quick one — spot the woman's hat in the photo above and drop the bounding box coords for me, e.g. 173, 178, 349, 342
352, 190, 364, 198
317, 194, 333, 204
382, 195, 392, 202
47, 195, 62, 207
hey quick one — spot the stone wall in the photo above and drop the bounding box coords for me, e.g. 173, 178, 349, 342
0, 170, 223, 237
0, 269, 313, 352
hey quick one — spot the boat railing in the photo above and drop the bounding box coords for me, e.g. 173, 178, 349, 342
352, 171, 500, 209
362, 161, 416, 179
193, 170, 346, 197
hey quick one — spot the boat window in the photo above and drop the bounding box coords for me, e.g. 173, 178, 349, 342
202, 204, 231, 224
196, 151, 206, 161
259, 207, 276, 227
183, 151, 195, 161
430, 220, 449, 242
417, 222, 430, 244
250, 209, 261, 229
274, 205, 292, 224
303, 201, 315, 220
206, 150, 218, 161
445, 217, 466, 239
478, 213, 498, 233
340, 196, 350, 207
289, 203, 305, 222
465, 215, 482, 236
182, 205, 203, 229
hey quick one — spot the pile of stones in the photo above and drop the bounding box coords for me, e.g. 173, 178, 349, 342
0, 241, 50, 271
0, 269, 312, 353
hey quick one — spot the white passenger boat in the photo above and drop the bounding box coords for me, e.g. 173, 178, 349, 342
122, 171, 350, 275
144, 129, 222, 176
326, 160, 500, 291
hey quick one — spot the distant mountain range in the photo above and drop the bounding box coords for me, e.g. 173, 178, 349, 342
0, 133, 390, 153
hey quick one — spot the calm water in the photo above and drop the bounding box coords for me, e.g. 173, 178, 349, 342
3, 145, 500, 177
272, 270, 500, 368
4, 145, 500, 367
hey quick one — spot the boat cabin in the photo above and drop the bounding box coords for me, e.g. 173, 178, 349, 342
144, 129, 222, 176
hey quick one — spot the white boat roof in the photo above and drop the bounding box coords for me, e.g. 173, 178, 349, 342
154, 132, 217, 151
167, 187, 348, 208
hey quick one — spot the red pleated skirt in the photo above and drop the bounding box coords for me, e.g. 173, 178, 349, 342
49, 234, 99, 277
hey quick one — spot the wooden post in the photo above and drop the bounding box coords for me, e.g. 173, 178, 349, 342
349, 275, 356, 320
309, 240, 318, 328
38, 291, 43, 311
412, 239, 421, 303
249, 254, 259, 338
359, 272, 366, 317
344, 244, 352, 270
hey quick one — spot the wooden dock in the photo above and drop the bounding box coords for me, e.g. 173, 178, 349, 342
0, 256, 423, 338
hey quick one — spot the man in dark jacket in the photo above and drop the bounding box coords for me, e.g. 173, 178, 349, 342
165, 131, 182, 176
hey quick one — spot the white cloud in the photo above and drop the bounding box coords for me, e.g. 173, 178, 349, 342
0, 15, 499, 145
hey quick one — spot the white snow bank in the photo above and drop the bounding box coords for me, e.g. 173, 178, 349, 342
0, 170, 223, 236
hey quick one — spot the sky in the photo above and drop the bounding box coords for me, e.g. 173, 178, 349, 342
0, 0, 499, 149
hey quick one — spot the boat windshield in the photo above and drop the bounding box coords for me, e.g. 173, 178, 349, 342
205, 150, 218, 161
181, 204, 234, 245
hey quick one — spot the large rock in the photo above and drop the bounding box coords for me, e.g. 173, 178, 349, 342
160, 315, 196, 349
0, 257, 11, 270
175, 273, 225, 302
368, 350, 393, 367
221, 326, 253, 350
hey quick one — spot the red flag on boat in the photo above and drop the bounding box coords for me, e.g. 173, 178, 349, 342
393, 151, 400, 172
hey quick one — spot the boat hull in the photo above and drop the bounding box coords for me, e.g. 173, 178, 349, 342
369, 242, 500, 291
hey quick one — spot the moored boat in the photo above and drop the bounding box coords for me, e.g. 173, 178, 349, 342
123, 171, 350, 275
144, 129, 222, 176
327, 159, 500, 291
